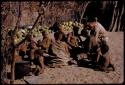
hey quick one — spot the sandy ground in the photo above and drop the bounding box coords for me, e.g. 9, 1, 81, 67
14, 32, 124, 84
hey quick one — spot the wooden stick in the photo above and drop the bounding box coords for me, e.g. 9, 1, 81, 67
10, 2, 21, 84
10, 2, 44, 84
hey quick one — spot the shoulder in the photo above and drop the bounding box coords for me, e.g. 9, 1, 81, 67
62, 41, 67, 45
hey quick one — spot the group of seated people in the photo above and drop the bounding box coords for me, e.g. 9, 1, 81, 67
16, 18, 115, 76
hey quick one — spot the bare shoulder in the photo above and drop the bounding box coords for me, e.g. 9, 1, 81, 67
62, 41, 67, 46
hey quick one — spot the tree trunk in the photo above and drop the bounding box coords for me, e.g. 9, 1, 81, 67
79, 1, 90, 23
10, 48, 16, 84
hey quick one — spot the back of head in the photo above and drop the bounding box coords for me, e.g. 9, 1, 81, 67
88, 17, 98, 22
51, 22, 60, 32
42, 31, 49, 37
81, 29, 90, 38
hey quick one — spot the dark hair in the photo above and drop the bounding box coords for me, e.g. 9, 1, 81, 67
81, 29, 90, 37
54, 32, 63, 40
28, 41, 36, 49
49, 22, 60, 32
19, 51, 25, 57
88, 17, 98, 22
42, 31, 48, 36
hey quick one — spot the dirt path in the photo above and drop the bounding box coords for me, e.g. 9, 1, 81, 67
15, 32, 124, 84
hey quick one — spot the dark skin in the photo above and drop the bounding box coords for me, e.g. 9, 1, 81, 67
99, 39, 111, 71
67, 32, 78, 48
34, 50, 44, 75
41, 32, 51, 53
54, 32, 70, 57
29, 44, 44, 75
92, 37, 115, 71
89, 35, 101, 62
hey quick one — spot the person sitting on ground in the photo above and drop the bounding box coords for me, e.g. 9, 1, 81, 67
97, 37, 115, 72
87, 29, 115, 72
67, 32, 82, 61
31, 49, 44, 76
26, 34, 37, 58
56, 24, 67, 42
49, 32, 76, 67
26, 41, 44, 76
28, 41, 38, 63
67, 32, 79, 48
18, 34, 35, 60
37, 31, 51, 53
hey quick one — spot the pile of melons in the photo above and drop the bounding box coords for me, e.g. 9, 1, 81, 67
14, 21, 84, 44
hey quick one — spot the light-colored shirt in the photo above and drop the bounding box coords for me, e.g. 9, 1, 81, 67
94, 22, 108, 37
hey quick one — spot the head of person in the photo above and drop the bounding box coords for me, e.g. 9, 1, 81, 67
42, 31, 49, 38
54, 32, 63, 41
58, 25, 65, 33
37, 40, 42, 47
51, 22, 60, 32
29, 41, 37, 49
87, 17, 98, 29
81, 29, 90, 38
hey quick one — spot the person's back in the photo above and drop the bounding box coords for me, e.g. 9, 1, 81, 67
52, 32, 70, 59
95, 22, 107, 37
50, 32, 71, 67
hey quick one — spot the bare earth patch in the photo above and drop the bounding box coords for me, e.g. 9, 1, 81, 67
15, 32, 124, 84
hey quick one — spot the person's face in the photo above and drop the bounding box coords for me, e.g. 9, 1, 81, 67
58, 34, 63, 41
59, 27, 64, 33
89, 22, 95, 29
44, 34, 48, 38
32, 43, 37, 49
